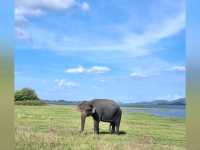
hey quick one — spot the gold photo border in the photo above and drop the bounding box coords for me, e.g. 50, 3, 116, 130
1, 0, 200, 149
186, 0, 200, 149
0, 0, 14, 149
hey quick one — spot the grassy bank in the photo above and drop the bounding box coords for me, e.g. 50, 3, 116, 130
15, 105, 185, 150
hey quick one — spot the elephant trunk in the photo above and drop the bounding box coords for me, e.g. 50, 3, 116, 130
81, 114, 86, 132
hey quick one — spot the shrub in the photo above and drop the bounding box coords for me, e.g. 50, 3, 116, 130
15, 88, 40, 101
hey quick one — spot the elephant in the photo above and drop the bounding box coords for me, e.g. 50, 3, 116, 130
77, 99, 122, 134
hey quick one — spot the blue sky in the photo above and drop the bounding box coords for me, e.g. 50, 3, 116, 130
15, 0, 185, 102
0, 0, 13, 43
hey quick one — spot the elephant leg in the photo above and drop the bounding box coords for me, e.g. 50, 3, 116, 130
80, 115, 86, 133
115, 122, 120, 134
111, 123, 115, 134
93, 119, 99, 134
109, 123, 111, 133
115, 113, 121, 135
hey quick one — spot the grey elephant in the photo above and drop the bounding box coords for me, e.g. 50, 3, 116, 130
77, 99, 122, 134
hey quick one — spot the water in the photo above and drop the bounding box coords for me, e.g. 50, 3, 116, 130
122, 106, 185, 118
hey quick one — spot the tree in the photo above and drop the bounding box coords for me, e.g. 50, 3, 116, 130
15, 88, 40, 101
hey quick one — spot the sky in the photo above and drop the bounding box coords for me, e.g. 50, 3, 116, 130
15, 0, 186, 102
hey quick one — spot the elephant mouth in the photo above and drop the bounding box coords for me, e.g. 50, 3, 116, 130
82, 112, 91, 117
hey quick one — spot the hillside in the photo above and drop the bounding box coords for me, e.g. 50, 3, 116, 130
43, 98, 185, 107
121, 98, 185, 107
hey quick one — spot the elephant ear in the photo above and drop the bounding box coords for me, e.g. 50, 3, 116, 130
92, 107, 96, 114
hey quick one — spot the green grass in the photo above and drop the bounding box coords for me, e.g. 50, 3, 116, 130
15, 105, 185, 150
15, 100, 47, 106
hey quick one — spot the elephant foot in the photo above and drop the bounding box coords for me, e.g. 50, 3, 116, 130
79, 131, 84, 134
110, 131, 115, 134
94, 131, 99, 135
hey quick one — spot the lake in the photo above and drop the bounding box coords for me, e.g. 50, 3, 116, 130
122, 106, 185, 118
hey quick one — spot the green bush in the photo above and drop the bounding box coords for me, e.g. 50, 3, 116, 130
15, 88, 40, 101
15, 100, 47, 106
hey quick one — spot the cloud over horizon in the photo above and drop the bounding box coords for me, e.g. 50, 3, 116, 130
55, 79, 79, 88
169, 66, 186, 72
65, 66, 111, 74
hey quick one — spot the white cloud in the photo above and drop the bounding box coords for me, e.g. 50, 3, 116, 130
15, 27, 30, 40
130, 70, 160, 78
156, 94, 184, 100
17, 10, 185, 56
15, 0, 90, 23
169, 66, 186, 72
15, 0, 76, 13
55, 79, 65, 87
15, 0, 74, 39
122, 12, 185, 56
15, 0, 90, 39
100, 79, 105, 82
15, 0, 75, 26
88, 66, 110, 74
15, 7, 44, 18
129, 57, 171, 78
55, 79, 79, 88
65, 81, 79, 87
81, 2, 90, 11
15, 0, 185, 58
130, 64, 186, 78
130, 72, 148, 78
65, 66, 111, 74
65, 66, 86, 73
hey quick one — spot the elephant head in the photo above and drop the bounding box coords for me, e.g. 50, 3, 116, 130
77, 101, 96, 132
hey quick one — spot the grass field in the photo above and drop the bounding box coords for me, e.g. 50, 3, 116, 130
15, 105, 185, 150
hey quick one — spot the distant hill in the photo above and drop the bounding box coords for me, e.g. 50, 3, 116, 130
121, 98, 185, 107
43, 100, 81, 105
168, 98, 185, 105
43, 98, 185, 108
